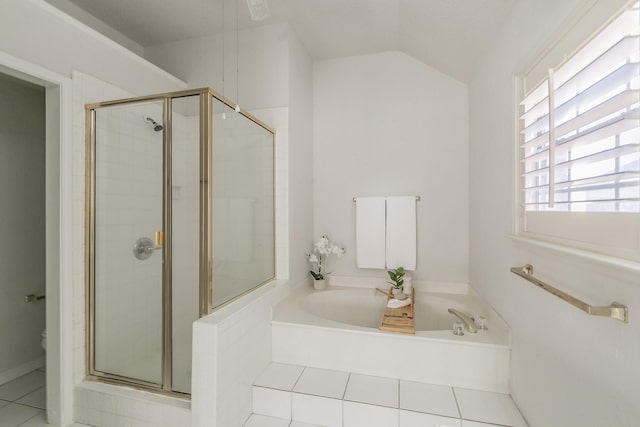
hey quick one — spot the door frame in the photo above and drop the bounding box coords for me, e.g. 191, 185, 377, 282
0, 51, 74, 427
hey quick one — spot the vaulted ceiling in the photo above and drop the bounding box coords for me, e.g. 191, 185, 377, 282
46, 0, 516, 82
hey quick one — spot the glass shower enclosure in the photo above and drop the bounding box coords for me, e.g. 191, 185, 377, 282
85, 88, 275, 396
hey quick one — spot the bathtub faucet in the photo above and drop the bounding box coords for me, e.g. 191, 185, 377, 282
448, 308, 478, 333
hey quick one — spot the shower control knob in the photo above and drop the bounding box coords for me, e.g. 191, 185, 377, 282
133, 236, 162, 261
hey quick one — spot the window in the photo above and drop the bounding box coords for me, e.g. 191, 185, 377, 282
518, 1, 640, 262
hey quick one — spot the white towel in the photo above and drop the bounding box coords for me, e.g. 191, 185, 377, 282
387, 298, 412, 309
386, 196, 417, 271
356, 197, 386, 269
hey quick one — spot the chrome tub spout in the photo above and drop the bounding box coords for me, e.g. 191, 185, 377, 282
448, 308, 477, 333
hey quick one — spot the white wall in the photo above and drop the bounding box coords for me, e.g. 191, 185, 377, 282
313, 51, 469, 285
468, 0, 639, 426
0, 0, 185, 96
0, 73, 46, 382
145, 23, 290, 111
192, 280, 291, 427
287, 30, 314, 285
42, 0, 146, 57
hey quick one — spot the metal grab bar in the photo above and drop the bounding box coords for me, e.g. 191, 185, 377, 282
510, 264, 628, 323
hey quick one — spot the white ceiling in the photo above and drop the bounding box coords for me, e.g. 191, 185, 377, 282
47, 0, 516, 83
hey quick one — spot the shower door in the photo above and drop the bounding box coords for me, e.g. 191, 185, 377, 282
91, 100, 165, 386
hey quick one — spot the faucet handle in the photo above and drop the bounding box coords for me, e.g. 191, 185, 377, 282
453, 321, 464, 336
474, 315, 488, 330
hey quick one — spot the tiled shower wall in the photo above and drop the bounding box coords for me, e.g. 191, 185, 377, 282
71, 71, 191, 426
72, 70, 133, 386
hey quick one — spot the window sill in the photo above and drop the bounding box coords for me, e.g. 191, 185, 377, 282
509, 234, 640, 275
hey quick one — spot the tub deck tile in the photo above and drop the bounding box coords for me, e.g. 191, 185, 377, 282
254, 362, 305, 391
400, 380, 460, 418
344, 373, 398, 408
292, 367, 349, 400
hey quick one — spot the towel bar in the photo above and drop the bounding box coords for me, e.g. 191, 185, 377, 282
510, 264, 628, 323
353, 195, 421, 202
24, 294, 46, 303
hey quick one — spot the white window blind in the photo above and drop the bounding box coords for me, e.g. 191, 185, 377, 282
519, 1, 640, 261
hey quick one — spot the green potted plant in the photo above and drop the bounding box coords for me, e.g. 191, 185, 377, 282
387, 266, 406, 298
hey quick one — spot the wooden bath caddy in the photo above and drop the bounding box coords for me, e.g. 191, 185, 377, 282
378, 287, 415, 334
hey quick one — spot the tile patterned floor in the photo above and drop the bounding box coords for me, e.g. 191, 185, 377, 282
249, 363, 528, 427
0, 369, 47, 427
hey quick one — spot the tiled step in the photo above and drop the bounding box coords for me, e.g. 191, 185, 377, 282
243, 414, 323, 427
251, 363, 527, 427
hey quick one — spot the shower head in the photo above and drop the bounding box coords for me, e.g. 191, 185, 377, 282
143, 115, 163, 132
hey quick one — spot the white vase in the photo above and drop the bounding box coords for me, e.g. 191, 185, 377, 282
314, 279, 326, 290
403, 277, 413, 296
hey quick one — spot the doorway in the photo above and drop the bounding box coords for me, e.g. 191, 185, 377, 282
0, 53, 73, 427
0, 70, 47, 425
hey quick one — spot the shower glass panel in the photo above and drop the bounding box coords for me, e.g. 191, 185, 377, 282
211, 99, 275, 308
170, 95, 201, 394
93, 100, 164, 385
86, 88, 275, 397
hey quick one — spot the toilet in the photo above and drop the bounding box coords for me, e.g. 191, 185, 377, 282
41, 329, 46, 351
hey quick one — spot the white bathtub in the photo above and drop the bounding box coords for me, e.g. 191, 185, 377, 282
272, 283, 512, 393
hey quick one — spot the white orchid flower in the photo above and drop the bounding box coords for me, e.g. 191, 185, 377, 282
307, 235, 345, 281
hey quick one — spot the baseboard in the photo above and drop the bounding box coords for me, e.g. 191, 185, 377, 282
0, 356, 45, 386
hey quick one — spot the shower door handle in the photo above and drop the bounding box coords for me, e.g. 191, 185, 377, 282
133, 232, 163, 260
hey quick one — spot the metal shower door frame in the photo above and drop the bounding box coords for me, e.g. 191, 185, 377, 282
85, 87, 275, 397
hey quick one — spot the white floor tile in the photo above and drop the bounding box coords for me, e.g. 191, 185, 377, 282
400, 380, 459, 418
291, 393, 342, 427
252, 387, 291, 420
16, 387, 46, 410
15, 411, 49, 427
400, 409, 461, 427
0, 403, 42, 426
0, 372, 46, 401
454, 388, 527, 427
292, 368, 349, 399
344, 401, 398, 427
243, 413, 290, 427
344, 374, 398, 408
254, 363, 304, 391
